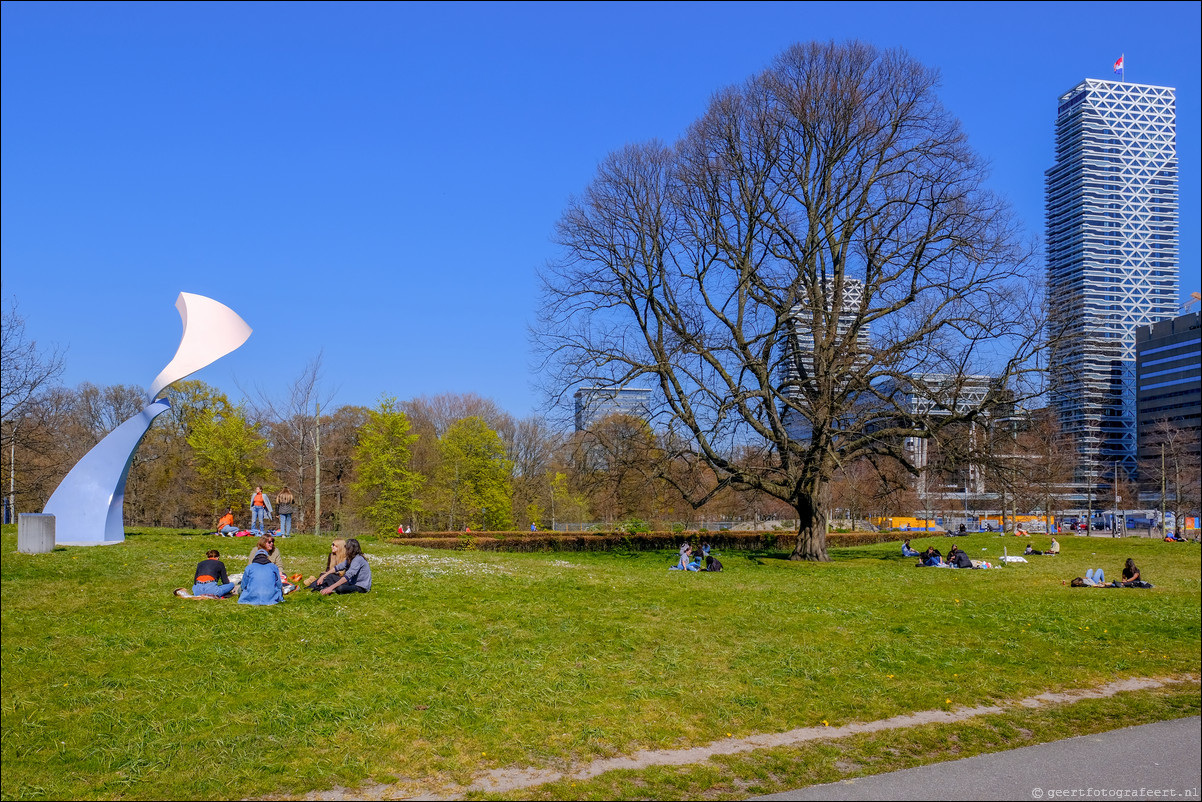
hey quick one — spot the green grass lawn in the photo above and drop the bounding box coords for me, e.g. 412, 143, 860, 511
2, 527, 1199, 800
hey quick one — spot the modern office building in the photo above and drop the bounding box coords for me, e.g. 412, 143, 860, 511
780, 277, 871, 442
1135, 310, 1201, 462
1045, 79, 1179, 482
875, 373, 1007, 496
573, 387, 653, 432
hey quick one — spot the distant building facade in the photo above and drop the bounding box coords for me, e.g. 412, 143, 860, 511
573, 387, 652, 432
1135, 311, 1201, 461
876, 373, 1006, 496
1045, 79, 1179, 481
781, 277, 871, 442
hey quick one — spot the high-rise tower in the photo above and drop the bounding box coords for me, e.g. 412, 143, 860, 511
1045, 79, 1179, 481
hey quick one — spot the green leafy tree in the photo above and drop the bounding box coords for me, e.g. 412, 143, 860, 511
187, 403, 271, 517
434, 416, 513, 531
351, 397, 422, 536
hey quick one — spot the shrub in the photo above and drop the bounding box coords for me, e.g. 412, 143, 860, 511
388, 530, 898, 552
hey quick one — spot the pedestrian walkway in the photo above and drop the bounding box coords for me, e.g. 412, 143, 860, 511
752, 715, 1201, 801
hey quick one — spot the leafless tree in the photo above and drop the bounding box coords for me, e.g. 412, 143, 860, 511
248, 353, 336, 528
538, 42, 1043, 560
1140, 420, 1201, 537
1, 299, 65, 423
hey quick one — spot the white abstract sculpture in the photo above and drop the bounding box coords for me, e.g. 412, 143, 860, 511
45, 293, 252, 546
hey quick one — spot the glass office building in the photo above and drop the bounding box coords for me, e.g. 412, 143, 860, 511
573, 387, 653, 432
1045, 79, 1179, 480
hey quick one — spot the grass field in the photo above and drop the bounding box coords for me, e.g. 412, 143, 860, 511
1, 526, 1199, 800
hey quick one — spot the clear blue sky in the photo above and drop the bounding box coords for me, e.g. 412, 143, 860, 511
3, 1, 1199, 421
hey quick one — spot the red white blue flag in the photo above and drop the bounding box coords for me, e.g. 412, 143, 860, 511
1113, 54, 1124, 75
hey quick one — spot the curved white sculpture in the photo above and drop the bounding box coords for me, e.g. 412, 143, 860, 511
148, 292, 253, 401
46, 293, 252, 546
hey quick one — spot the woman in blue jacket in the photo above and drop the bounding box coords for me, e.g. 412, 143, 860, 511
239, 548, 283, 605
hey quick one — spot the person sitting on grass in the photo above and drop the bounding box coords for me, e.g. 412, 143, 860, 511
902, 539, 920, 557
918, 546, 945, 567
316, 538, 371, 595
192, 549, 235, 597
948, 544, 975, 569
215, 508, 238, 536
669, 542, 700, 571
249, 535, 282, 571
239, 547, 283, 605
1048, 536, 1060, 555
1120, 558, 1142, 587
1024, 544, 1044, 556
308, 538, 347, 590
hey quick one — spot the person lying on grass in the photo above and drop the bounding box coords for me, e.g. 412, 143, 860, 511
314, 538, 371, 595
1070, 568, 1109, 587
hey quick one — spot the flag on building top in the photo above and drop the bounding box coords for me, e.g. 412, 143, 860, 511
1113, 54, 1125, 76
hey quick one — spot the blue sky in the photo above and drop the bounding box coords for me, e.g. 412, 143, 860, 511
3, 1, 1199, 421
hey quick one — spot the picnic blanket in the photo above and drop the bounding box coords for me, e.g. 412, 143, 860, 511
173, 588, 228, 600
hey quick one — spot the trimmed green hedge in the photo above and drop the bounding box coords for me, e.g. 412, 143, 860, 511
388, 530, 900, 552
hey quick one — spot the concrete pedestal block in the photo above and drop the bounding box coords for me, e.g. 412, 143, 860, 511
18, 513, 56, 554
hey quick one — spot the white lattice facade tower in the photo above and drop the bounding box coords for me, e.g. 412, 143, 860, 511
1045, 79, 1179, 479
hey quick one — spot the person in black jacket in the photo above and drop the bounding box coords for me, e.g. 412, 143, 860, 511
948, 544, 975, 569
192, 549, 235, 597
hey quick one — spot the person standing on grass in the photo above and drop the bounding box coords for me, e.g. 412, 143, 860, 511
275, 487, 295, 537
193, 549, 235, 597
318, 538, 371, 595
249, 485, 273, 535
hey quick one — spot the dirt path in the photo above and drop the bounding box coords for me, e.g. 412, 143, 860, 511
303, 675, 1196, 800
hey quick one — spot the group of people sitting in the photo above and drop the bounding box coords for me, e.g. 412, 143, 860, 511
669, 542, 723, 572
1071, 558, 1152, 588
908, 542, 979, 569
1023, 537, 1060, 556
178, 536, 372, 604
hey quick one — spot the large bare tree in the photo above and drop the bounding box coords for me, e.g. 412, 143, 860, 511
538, 42, 1043, 560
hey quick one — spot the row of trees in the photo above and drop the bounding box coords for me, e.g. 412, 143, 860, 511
3, 310, 1195, 538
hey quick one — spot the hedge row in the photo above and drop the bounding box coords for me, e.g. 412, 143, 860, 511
388, 530, 901, 553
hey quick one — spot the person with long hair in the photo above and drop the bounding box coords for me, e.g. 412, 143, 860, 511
308, 539, 346, 591
1120, 558, 1141, 586
318, 538, 371, 595
275, 487, 296, 537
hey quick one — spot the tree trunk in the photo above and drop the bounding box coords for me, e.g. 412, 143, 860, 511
790, 482, 831, 562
